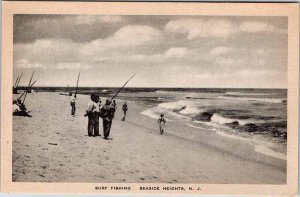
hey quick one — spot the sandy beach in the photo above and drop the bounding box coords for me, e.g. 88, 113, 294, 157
12, 92, 286, 184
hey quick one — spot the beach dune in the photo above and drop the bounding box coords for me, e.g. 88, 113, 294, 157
12, 92, 286, 183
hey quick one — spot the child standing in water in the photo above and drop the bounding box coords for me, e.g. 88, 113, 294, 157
158, 114, 166, 135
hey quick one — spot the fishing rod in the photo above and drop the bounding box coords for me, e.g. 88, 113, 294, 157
14, 76, 20, 88
75, 72, 80, 97
16, 73, 23, 88
18, 80, 37, 100
27, 71, 35, 88
111, 73, 136, 100
22, 78, 37, 104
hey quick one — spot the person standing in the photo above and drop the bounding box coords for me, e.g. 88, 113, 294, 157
158, 114, 166, 135
86, 94, 97, 137
100, 99, 116, 140
69, 93, 76, 115
93, 95, 101, 137
122, 102, 128, 121
112, 100, 117, 109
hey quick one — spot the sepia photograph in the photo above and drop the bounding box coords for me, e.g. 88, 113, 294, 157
1, 2, 299, 195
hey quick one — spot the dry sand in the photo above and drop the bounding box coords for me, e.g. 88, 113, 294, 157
12, 92, 286, 183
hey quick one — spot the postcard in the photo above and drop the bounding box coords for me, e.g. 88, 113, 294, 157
1, 1, 299, 195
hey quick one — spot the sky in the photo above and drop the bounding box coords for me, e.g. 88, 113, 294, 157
13, 15, 288, 88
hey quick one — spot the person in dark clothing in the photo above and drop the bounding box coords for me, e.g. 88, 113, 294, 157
99, 99, 116, 140
158, 114, 166, 135
112, 100, 117, 108
122, 102, 128, 121
17, 99, 27, 111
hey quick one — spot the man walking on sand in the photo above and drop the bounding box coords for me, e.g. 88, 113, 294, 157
69, 93, 76, 115
158, 114, 166, 135
122, 102, 128, 121
99, 99, 116, 140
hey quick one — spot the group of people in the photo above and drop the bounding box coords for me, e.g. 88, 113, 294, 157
70, 93, 128, 139
69, 93, 167, 138
12, 91, 166, 136
12, 99, 31, 117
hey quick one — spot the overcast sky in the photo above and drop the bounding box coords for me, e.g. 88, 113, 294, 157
13, 15, 287, 88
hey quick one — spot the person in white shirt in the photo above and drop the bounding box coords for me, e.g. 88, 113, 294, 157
86, 94, 98, 137
12, 100, 32, 117
93, 95, 101, 137
69, 93, 76, 115
13, 100, 20, 113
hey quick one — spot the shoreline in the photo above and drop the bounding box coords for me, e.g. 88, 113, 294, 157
12, 92, 286, 183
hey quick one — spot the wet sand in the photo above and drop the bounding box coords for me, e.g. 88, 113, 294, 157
12, 92, 286, 183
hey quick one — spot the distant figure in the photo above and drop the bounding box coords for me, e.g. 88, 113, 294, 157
158, 114, 166, 135
112, 100, 117, 109
122, 102, 128, 121
86, 94, 97, 137
99, 99, 116, 140
17, 99, 27, 111
12, 100, 31, 117
13, 100, 21, 113
69, 93, 76, 115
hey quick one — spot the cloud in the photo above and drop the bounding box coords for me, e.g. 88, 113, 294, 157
239, 22, 274, 33
165, 19, 236, 40
209, 46, 233, 56
14, 39, 83, 64
56, 62, 91, 70
164, 47, 191, 58
84, 25, 162, 56
72, 15, 123, 25
14, 15, 126, 43
165, 18, 287, 40
106, 25, 161, 47
16, 59, 43, 68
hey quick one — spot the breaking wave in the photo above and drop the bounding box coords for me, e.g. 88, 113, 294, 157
225, 92, 274, 96
219, 96, 286, 104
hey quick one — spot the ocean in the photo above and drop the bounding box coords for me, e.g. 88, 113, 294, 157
138, 88, 287, 143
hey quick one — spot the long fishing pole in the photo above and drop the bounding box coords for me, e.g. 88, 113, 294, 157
14, 76, 20, 87
27, 71, 35, 88
16, 73, 23, 87
75, 72, 80, 97
18, 79, 36, 100
111, 73, 136, 100
22, 77, 36, 104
